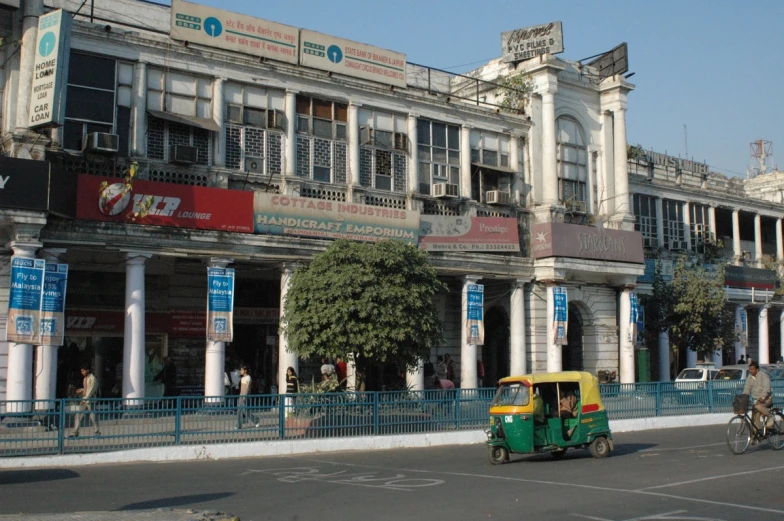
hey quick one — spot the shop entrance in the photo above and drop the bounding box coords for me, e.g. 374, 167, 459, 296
563, 304, 584, 371
482, 307, 510, 387
229, 324, 278, 394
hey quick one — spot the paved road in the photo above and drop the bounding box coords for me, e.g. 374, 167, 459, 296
1, 424, 783, 521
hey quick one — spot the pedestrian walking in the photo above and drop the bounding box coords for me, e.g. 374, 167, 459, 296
70, 365, 100, 437
236, 365, 258, 429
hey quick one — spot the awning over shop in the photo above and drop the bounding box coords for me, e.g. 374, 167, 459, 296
471, 162, 518, 175
147, 110, 220, 132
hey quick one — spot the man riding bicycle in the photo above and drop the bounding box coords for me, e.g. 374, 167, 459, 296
742, 362, 773, 441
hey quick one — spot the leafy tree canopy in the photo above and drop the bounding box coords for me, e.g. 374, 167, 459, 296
281, 240, 446, 372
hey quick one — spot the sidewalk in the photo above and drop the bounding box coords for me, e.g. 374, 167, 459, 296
0, 510, 238, 521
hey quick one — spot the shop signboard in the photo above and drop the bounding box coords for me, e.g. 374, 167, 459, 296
169, 0, 298, 64
552, 286, 567, 345
28, 9, 71, 127
299, 29, 407, 88
418, 216, 520, 252
0, 158, 76, 217
724, 265, 776, 290
254, 193, 419, 244
77, 175, 253, 233
39, 263, 68, 346
207, 267, 235, 342
531, 222, 644, 263
171, 307, 279, 337
64, 310, 169, 335
501, 21, 563, 63
6, 258, 45, 343
466, 284, 484, 345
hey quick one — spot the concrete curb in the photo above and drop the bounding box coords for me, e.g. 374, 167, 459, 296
0, 413, 731, 469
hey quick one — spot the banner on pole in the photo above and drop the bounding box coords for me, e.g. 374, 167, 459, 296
39, 263, 68, 346
466, 284, 484, 345
635, 305, 645, 346
629, 291, 639, 343
207, 267, 235, 342
738, 308, 748, 347
6, 258, 46, 343
553, 287, 568, 345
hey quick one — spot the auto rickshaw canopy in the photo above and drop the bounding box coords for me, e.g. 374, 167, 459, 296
494, 371, 606, 414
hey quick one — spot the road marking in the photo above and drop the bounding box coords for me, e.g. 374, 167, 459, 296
639, 443, 725, 452
240, 466, 444, 491
291, 456, 784, 514
638, 464, 784, 490
572, 510, 726, 520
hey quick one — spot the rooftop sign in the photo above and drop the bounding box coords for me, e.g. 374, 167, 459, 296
501, 22, 563, 63
299, 29, 407, 88
169, 0, 299, 64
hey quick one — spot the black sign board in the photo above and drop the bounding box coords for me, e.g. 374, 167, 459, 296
0, 157, 75, 217
587, 43, 629, 80
724, 265, 777, 290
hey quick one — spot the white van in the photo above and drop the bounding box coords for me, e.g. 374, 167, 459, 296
675, 367, 718, 404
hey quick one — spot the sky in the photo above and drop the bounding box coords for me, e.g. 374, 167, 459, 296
162, 0, 784, 179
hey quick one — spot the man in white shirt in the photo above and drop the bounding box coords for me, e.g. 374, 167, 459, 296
71, 365, 100, 437
236, 365, 258, 429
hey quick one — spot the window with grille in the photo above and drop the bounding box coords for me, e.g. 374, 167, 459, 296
690, 203, 711, 250
417, 119, 460, 195
556, 116, 587, 204
63, 52, 132, 154
634, 194, 658, 247
662, 199, 685, 249
359, 108, 408, 193
296, 96, 347, 183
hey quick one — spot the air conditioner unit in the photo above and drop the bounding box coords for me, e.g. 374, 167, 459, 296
82, 132, 119, 154
245, 157, 264, 174
433, 182, 459, 198
169, 144, 198, 164
226, 104, 243, 124
266, 109, 284, 130
393, 132, 408, 152
568, 200, 587, 213
486, 190, 511, 205
243, 107, 267, 128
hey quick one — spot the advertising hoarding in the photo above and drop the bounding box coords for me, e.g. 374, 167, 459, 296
466, 284, 484, 345
29, 9, 71, 127
418, 216, 520, 252
6, 258, 45, 343
254, 193, 419, 244
77, 175, 253, 233
553, 286, 567, 345
299, 29, 406, 88
207, 267, 235, 342
39, 263, 68, 346
170, 0, 298, 64
501, 21, 563, 63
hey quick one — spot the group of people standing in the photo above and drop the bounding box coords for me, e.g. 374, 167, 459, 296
424, 353, 456, 390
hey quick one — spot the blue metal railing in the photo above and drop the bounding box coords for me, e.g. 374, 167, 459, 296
1, 381, 782, 458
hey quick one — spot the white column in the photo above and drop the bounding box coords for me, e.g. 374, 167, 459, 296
212, 78, 226, 168
602, 112, 616, 216
461, 276, 481, 388
510, 135, 522, 205
204, 257, 233, 401
347, 102, 361, 187
586, 148, 596, 214
131, 62, 147, 157
5, 242, 42, 412
346, 353, 357, 392
509, 279, 527, 376
34, 248, 67, 411
682, 201, 692, 251
123, 253, 150, 403
711, 348, 723, 369
619, 288, 635, 383
655, 197, 665, 248
776, 219, 784, 262
732, 209, 741, 264
686, 348, 697, 368
546, 285, 561, 373
460, 125, 472, 199
284, 90, 298, 177
758, 307, 770, 365
658, 331, 670, 382
735, 306, 746, 362
278, 263, 300, 395
15, 0, 44, 131
541, 89, 559, 206
754, 214, 763, 267
407, 114, 418, 196
612, 108, 631, 218
406, 360, 424, 391
708, 205, 717, 240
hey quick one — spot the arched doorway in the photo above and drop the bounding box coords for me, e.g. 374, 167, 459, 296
564, 303, 584, 371
482, 307, 510, 386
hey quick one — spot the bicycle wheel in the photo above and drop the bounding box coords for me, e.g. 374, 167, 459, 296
726, 415, 750, 455
769, 413, 784, 450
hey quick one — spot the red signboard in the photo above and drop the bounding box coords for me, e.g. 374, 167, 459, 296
76, 175, 254, 233
65, 310, 170, 335
418, 216, 520, 252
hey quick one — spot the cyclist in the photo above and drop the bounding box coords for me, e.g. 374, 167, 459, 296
742, 362, 773, 443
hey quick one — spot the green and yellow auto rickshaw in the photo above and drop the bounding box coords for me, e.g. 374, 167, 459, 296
486, 371, 613, 464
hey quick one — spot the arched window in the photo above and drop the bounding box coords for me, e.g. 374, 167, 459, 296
556, 116, 587, 209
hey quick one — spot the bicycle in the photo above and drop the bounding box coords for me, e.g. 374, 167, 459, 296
726, 400, 784, 454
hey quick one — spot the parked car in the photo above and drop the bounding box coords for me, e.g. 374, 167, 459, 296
675, 368, 718, 404
712, 364, 784, 407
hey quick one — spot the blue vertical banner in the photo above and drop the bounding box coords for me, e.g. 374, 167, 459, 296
739, 308, 748, 347
6, 257, 46, 343
207, 267, 235, 342
629, 291, 639, 343
466, 284, 484, 345
635, 305, 645, 346
39, 263, 69, 346
552, 286, 568, 345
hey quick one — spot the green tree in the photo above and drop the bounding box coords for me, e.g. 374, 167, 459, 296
281, 240, 446, 374
495, 72, 534, 114
667, 258, 737, 363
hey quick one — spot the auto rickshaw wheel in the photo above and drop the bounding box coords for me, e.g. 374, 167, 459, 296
489, 446, 508, 465
551, 448, 568, 459
589, 436, 611, 458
